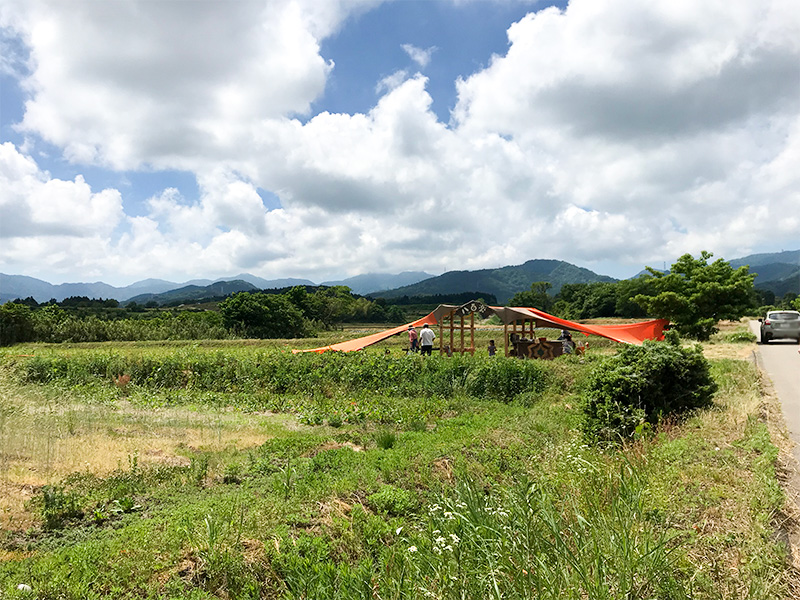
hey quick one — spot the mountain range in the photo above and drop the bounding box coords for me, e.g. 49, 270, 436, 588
372, 260, 616, 304
729, 250, 800, 298
1, 250, 797, 306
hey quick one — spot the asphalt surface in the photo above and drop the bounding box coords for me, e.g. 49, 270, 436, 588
749, 320, 800, 462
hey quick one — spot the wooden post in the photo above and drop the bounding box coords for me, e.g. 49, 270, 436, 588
470, 312, 475, 354
439, 315, 444, 356
504, 322, 508, 357
449, 311, 454, 355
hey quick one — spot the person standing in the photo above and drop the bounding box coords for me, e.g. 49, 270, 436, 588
419, 323, 435, 356
488, 339, 496, 356
408, 325, 418, 353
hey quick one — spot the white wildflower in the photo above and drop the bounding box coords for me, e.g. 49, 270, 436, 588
408, 546, 417, 553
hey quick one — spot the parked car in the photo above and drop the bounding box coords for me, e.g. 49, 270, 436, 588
759, 310, 800, 343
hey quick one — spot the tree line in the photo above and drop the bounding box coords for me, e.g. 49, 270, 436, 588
0, 286, 406, 346
510, 252, 798, 340
3, 253, 798, 346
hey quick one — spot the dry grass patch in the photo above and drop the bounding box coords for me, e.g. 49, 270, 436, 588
0, 375, 294, 530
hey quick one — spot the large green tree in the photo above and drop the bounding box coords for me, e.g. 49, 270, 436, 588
634, 251, 756, 340
219, 292, 309, 339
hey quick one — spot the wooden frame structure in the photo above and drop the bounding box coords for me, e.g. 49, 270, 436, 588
295, 297, 669, 355
427, 301, 568, 358
438, 306, 475, 355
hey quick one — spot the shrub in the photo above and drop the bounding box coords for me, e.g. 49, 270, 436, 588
37, 485, 84, 530
581, 333, 717, 443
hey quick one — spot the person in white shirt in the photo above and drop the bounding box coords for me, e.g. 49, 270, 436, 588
419, 323, 436, 356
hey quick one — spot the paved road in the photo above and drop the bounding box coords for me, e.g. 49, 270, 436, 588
749, 320, 800, 462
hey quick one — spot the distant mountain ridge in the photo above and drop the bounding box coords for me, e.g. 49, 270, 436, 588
2, 250, 797, 305
729, 250, 799, 296
0, 273, 315, 304
126, 280, 259, 305
322, 271, 434, 295
374, 260, 616, 304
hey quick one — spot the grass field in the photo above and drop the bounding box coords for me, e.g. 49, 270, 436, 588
0, 321, 796, 598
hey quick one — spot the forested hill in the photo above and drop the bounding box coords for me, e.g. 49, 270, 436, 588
729, 250, 800, 297
373, 260, 617, 304
126, 280, 258, 306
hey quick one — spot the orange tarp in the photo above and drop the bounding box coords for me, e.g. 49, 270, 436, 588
292, 313, 438, 354
502, 306, 669, 345
293, 304, 668, 354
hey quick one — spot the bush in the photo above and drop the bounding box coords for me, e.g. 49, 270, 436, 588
581, 333, 717, 443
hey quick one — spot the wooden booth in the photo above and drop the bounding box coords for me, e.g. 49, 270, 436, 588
493, 306, 569, 359
428, 300, 494, 356
427, 302, 570, 359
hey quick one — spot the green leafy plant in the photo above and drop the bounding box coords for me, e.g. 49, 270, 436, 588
375, 430, 396, 450
39, 486, 84, 530
222, 462, 243, 484
366, 485, 416, 516
581, 332, 717, 443
190, 455, 210, 486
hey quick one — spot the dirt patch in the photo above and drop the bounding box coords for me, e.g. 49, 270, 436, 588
313, 441, 364, 454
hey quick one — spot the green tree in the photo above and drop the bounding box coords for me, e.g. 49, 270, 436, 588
219, 292, 308, 339
0, 302, 36, 346
634, 251, 756, 340
508, 282, 554, 311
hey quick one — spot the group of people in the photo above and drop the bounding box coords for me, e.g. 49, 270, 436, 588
407, 323, 436, 355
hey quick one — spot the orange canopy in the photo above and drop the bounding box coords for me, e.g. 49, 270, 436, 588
293, 303, 668, 354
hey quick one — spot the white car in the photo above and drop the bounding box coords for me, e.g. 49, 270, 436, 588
759, 310, 800, 344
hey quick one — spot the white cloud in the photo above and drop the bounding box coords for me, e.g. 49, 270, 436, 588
402, 43, 436, 68
0, 142, 123, 238
1, 0, 799, 285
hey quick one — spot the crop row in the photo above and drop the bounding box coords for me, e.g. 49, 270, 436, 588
14, 351, 551, 402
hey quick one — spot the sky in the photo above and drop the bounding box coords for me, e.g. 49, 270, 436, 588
1, 0, 798, 287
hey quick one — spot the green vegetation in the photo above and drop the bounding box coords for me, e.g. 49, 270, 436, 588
581, 331, 717, 443
634, 252, 756, 340
508, 281, 555, 312
0, 323, 793, 598
1, 286, 407, 346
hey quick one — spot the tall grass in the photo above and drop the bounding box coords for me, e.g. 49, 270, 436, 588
271, 462, 689, 600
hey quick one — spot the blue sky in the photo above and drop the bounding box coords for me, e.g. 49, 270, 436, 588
1, 0, 798, 286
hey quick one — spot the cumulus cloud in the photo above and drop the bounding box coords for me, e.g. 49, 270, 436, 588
1, 0, 799, 285
0, 142, 123, 238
